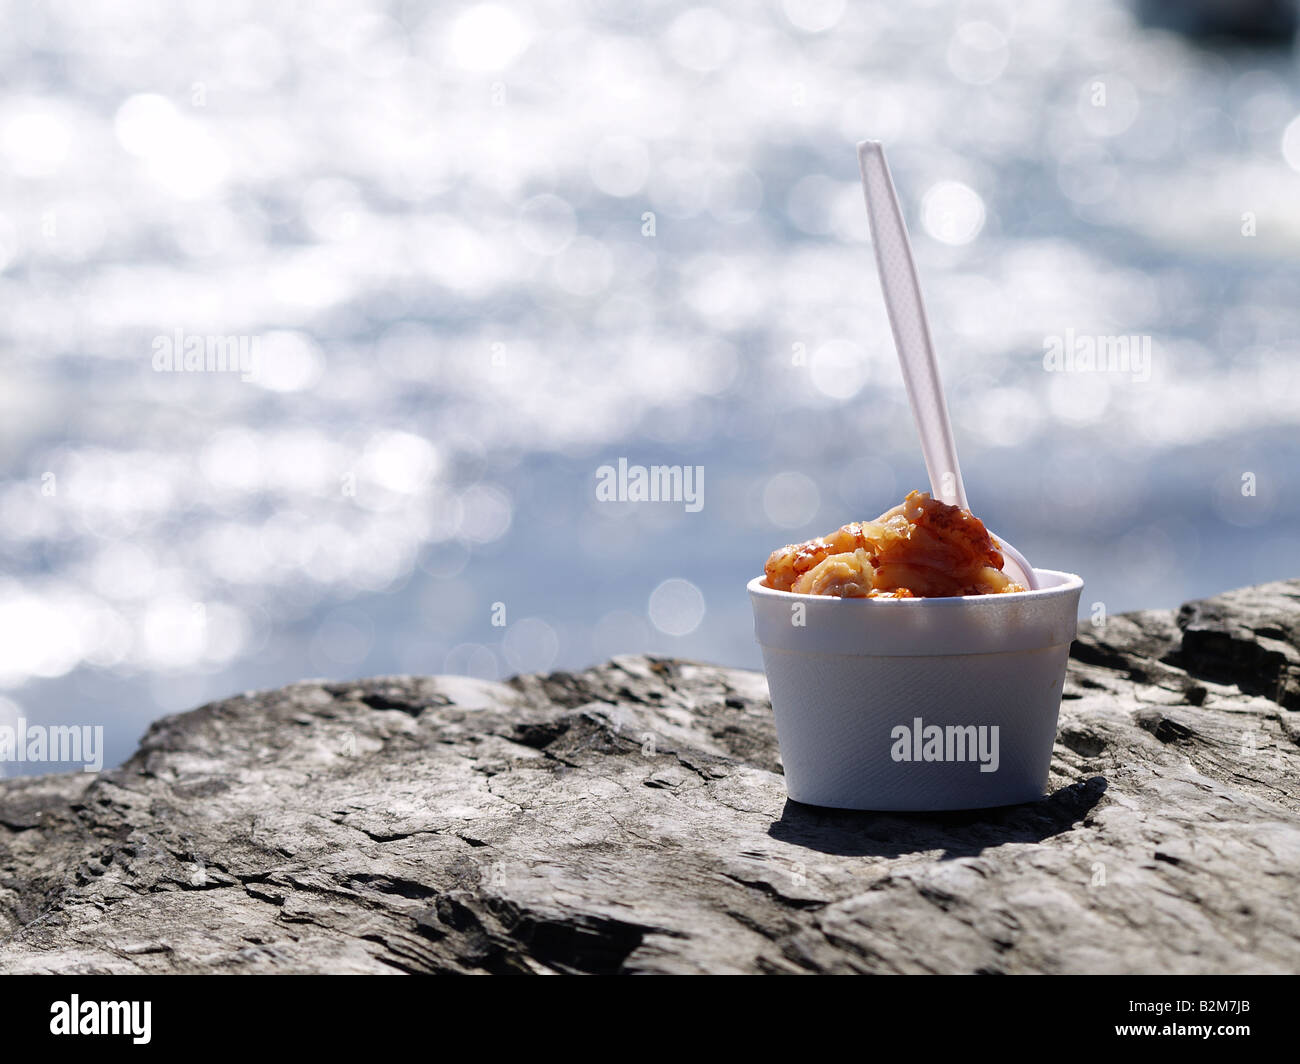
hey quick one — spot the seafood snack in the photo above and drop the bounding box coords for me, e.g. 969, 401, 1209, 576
763, 491, 1026, 599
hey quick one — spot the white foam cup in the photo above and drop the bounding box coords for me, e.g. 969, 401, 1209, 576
749, 569, 1084, 811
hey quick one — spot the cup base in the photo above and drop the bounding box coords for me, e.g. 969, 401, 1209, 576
759, 640, 1073, 813
783, 788, 1048, 814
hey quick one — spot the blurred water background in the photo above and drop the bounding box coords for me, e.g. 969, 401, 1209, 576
3, 0, 1299, 774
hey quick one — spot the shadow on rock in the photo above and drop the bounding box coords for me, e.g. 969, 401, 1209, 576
767, 776, 1107, 859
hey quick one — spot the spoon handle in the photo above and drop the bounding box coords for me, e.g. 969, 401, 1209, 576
856, 140, 968, 512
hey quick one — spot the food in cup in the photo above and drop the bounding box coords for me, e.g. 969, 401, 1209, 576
762, 490, 1026, 598
748, 564, 1084, 810
745, 140, 1082, 810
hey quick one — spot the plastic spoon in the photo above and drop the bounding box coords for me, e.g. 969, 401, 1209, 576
855, 140, 1037, 591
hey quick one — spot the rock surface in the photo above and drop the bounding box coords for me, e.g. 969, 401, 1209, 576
2, 580, 1299, 974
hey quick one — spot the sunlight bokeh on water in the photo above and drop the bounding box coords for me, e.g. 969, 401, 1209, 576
3, 0, 1299, 771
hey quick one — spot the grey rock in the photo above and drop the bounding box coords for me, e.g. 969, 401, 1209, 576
2, 581, 1299, 974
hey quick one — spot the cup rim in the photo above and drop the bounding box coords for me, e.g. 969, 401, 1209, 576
747, 568, 1083, 606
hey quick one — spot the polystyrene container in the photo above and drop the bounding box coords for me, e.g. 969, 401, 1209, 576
749, 569, 1084, 811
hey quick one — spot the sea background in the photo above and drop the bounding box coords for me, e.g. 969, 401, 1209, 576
3, 0, 1299, 774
